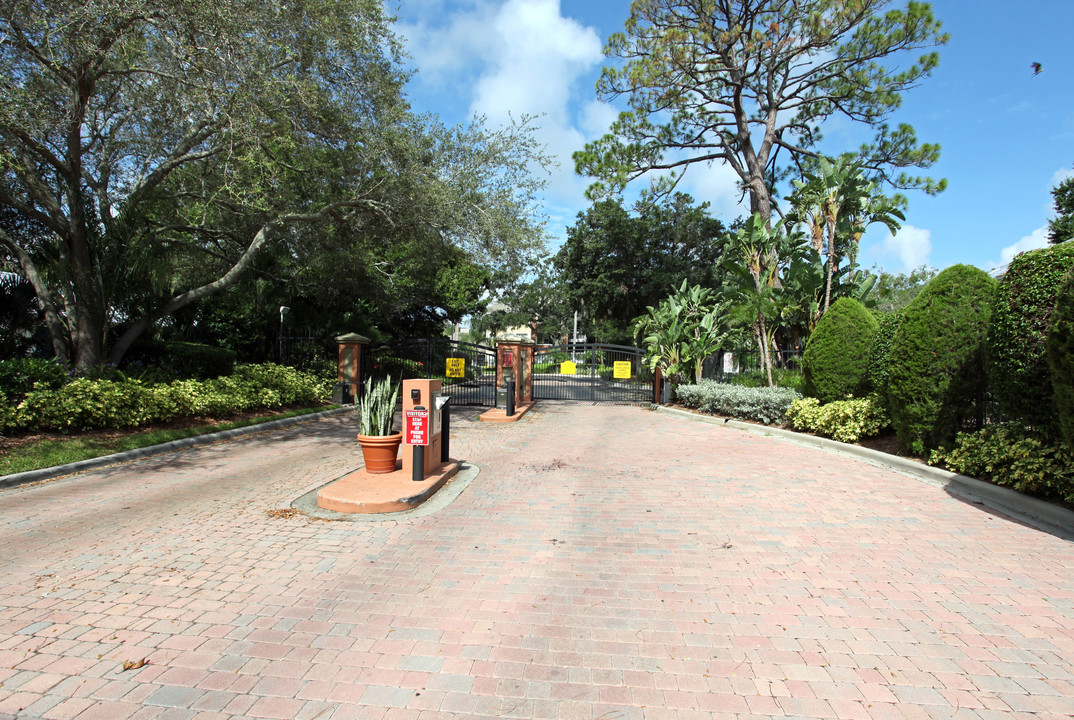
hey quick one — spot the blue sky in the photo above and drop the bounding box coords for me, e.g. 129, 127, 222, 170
395, 0, 1074, 276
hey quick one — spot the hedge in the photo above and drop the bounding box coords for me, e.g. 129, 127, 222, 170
930, 423, 1074, 504
886, 265, 997, 455
784, 395, 890, 443
1048, 267, 1074, 448
987, 242, 1074, 433
2, 363, 328, 433
802, 297, 877, 402
675, 380, 802, 425
866, 311, 901, 400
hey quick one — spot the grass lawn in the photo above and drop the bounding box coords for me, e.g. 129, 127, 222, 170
0, 405, 339, 477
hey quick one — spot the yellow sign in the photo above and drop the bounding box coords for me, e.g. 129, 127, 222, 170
613, 361, 632, 379
445, 357, 465, 377
560, 360, 576, 375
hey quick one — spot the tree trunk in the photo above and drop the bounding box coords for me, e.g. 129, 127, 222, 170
755, 315, 773, 387
823, 249, 835, 315
106, 223, 276, 365
0, 231, 71, 361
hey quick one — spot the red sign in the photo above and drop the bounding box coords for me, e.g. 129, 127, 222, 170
405, 409, 429, 446
502, 349, 513, 368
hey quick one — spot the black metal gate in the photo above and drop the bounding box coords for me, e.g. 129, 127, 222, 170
363, 338, 497, 406
533, 343, 653, 404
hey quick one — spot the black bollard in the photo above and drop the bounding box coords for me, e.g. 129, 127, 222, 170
506, 379, 515, 416
412, 443, 423, 482
441, 397, 450, 463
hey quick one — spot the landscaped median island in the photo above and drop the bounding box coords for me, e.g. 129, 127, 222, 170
0, 358, 335, 477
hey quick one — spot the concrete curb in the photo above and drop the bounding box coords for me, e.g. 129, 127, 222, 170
0, 406, 354, 491
655, 405, 1074, 537
288, 463, 481, 522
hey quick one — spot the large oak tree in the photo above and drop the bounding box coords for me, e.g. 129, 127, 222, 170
0, 0, 548, 372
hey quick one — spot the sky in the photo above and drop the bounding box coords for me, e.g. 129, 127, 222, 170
394, 0, 1074, 276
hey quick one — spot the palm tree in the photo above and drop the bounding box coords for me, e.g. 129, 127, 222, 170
788, 156, 902, 316
719, 214, 783, 386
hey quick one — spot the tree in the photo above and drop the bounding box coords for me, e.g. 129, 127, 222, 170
1048, 175, 1074, 245
788, 155, 903, 314
635, 280, 731, 384
869, 265, 936, 313
718, 213, 786, 386
0, 1, 549, 372
575, 0, 947, 225
553, 194, 726, 341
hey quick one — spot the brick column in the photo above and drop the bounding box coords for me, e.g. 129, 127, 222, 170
336, 333, 370, 401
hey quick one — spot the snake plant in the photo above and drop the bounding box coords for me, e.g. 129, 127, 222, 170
357, 377, 399, 436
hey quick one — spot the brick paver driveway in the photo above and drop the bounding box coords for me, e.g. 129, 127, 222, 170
0, 403, 1071, 720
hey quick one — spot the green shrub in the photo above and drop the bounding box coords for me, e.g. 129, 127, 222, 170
727, 367, 804, 391
124, 340, 236, 380
802, 297, 878, 403
0, 358, 69, 402
887, 265, 997, 455
987, 243, 1074, 433
784, 395, 890, 443
11, 363, 326, 433
866, 311, 902, 399
1048, 267, 1074, 448
0, 391, 19, 433
533, 362, 559, 374
930, 423, 1074, 503
676, 380, 802, 425
16, 378, 158, 430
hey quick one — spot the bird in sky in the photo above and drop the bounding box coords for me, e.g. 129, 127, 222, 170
1032, 62, 1044, 76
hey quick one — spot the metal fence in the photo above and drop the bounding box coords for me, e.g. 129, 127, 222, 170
276, 327, 334, 371
699, 348, 803, 382
532, 343, 653, 403
364, 338, 497, 406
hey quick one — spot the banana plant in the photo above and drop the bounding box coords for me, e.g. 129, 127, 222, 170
684, 304, 731, 383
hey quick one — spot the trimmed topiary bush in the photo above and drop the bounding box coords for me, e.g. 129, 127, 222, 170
987, 242, 1074, 434
887, 265, 997, 455
866, 311, 902, 400
1048, 267, 1074, 449
802, 297, 877, 403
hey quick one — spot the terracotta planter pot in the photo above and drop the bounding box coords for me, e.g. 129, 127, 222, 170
357, 432, 402, 474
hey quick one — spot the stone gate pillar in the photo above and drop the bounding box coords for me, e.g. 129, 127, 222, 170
335, 333, 370, 403
495, 339, 534, 408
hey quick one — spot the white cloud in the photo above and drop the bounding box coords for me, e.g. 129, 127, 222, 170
579, 100, 618, 138
982, 225, 1051, 274
401, 1, 606, 208
868, 224, 933, 273
469, 0, 602, 122
1051, 166, 1074, 187
679, 162, 748, 220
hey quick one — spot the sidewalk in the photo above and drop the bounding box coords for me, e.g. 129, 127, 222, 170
0, 402, 1071, 719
